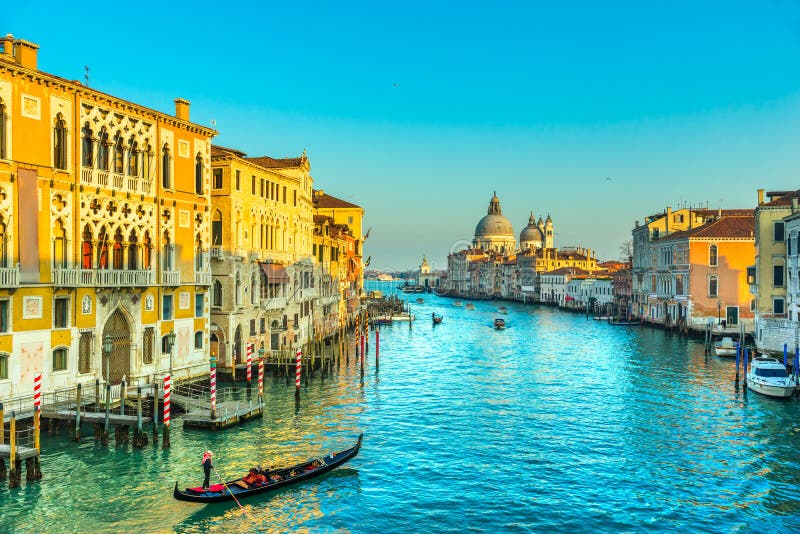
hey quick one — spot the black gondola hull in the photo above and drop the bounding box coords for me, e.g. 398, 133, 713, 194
173, 434, 362, 504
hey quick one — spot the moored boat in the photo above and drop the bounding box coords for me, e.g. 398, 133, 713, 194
494, 318, 506, 329
746, 357, 798, 398
713, 337, 737, 357
174, 434, 363, 504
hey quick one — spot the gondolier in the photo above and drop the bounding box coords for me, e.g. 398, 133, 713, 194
202, 451, 214, 489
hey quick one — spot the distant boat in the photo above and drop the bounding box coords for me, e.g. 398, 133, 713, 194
497, 306, 509, 314
373, 313, 415, 323
713, 337, 737, 357
465, 303, 475, 310
494, 318, 506, 330
432, 313, 443, 325
747, 357, 798, 398
416, 298, 424, 304
454, 301, 463, 307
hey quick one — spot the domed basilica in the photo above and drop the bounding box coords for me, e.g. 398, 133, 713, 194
472, 192, 553, 254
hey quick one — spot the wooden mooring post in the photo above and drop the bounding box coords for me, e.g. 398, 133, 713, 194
74, 383, 82, 441
152, 382, 159, 445
9, 411, 20, 488
133, 386, 147, 449
102, 383, 111, 445
0, 402, 5, 480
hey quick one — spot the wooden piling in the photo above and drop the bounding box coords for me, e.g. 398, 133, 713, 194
152, 382, 159, 445
95, 379, 100, 414
74, 383, 82, 441
103, 384, 110, 445
376, 329, 380, 368
9, 411, 18, 488
133, 386, 146, 449
0, 402, 5, 480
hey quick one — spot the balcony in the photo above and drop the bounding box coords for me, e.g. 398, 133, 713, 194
210, 246, 225, 260
111, 172, 125, 190
0, 265, 20, 288
52, 267, 80, 287
78, 167, 151, 195
161, 270, 181, 286
75, 269, 153, 287
194, 270, 212, 286
263, 297, 288, 311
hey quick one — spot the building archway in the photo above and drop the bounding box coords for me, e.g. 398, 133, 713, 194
233, 324, 243, 364
102, 308, 131, 383
210, 324, 227, 365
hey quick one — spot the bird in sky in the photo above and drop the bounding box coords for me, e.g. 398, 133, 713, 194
605, 176, 613, 182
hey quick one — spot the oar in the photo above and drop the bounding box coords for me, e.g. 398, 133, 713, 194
212, 466, 252, 520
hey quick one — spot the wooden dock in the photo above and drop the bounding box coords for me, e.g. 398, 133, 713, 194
0, 444, 39, 460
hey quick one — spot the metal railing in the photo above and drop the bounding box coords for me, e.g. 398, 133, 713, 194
0, 265, 19, 287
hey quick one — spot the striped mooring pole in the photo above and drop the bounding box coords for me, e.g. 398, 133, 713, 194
246, 343, 253, 383
210, 357, 217, 420
33, 373, 41, 412
258, 357, 264, 402
162, 373, 171, 448
295, 349, 302, 398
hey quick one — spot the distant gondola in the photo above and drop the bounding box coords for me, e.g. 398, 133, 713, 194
173, 434, 362, 504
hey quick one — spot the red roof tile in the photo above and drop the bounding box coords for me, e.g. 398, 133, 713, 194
659, 215, 754, 241
759, 189, 800, 207
244, 156, 304, 168
314, 192, 362, 209
211, 144, 247, 158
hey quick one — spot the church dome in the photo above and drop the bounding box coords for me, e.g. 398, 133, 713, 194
519, 212, 544, 243
474, 192, 514, 238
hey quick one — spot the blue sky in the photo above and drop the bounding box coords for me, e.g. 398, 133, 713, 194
8, 1, 800, 269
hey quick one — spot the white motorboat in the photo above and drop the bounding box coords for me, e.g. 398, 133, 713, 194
714, 337, 737, 357
747, 357, 798, 398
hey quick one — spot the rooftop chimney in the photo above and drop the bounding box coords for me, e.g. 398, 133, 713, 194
174, 98, 190, 121
0, 34, 13, 62
13, 37, 38, 70
757, 188, 765, 206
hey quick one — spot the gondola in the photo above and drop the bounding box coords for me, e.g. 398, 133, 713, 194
173, 434, 363, 504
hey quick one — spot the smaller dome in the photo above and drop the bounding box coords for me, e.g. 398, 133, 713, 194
520, 212, 544, 244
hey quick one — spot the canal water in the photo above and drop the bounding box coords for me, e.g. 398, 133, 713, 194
3, 284, 800, 532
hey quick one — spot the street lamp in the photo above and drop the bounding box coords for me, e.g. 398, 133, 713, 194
102, 334, 113, 383
166, 329, 176, 376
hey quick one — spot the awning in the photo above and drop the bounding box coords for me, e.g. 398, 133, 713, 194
259, 262, 289, 283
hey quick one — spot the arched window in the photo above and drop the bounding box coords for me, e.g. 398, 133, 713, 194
142, 141, 153, 179
709, 275, 718, 297
0, 99, 7, 160
162, 144, 171, 189
113, 132, 124, 174
195, 233, 203, 270
162, 230, 173, 271
53, 114, 68, 170
213, 280, 222, 307
251, 271, 258, 304
97, 227, 109, 269
81, 122, 93, 167
98, 127, 109, 171
212, 210, 222, 247
142, 231, 152, 269
113, 228, 124, 269
235, 272, 242, 307
128, 137, 139, 176
53, 219, 67, 269
78, 332, 92, 374
195, 153, 203, 194
0, 352, 9, 379
128, 230, 138, 270
0, 215, 8, 268
81, 225, 93, 269
194, 331, 203, 350
709, 244, 718, 267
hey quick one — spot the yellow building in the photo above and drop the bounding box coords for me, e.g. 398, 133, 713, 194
209, 145, 315, 362
0, 34, 216, 399
312, 214, 350, 334
313, 190, 365, 320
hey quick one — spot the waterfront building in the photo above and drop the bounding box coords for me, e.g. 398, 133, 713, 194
416, 256, 443, 290
446, 248, 488, 296
312, 214, 353, 335
313, 190, 365, 321
649, 213, 755, 331
540, 267, 590, 306
209, 145, 315, 363
752, 189, 800, 354
565, 276, 613, 310
630, 206, 751, 322
612, 260, 633, 317
0, 34, 216, 399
